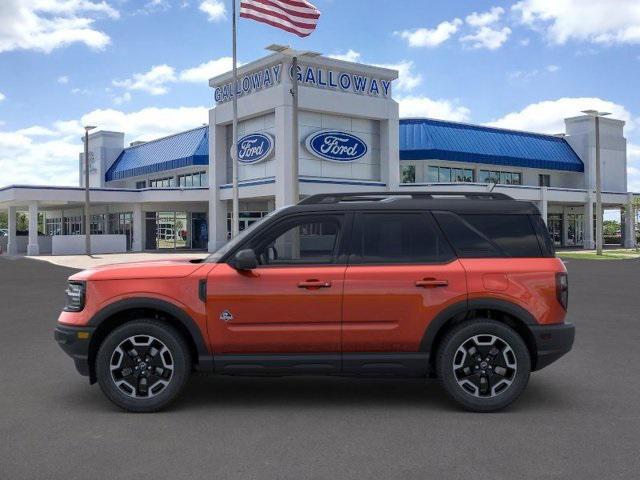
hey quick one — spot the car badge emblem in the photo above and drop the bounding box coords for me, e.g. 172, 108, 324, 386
219, 309, 234, 322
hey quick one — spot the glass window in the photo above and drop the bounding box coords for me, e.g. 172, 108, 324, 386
251, 216, 341, 265
401, 165, 416, 184
539, 174, 550, 187
461, 214, 541, 257
428, 166, 473, 183
135, 181, 146, 189
480, 169, 521, 185
352, 213, 454, 264
433, 211, 501, 258
435, 211, 542, 258
427, 166, 439, 183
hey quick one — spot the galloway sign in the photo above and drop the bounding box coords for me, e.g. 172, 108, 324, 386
234, 133, 275, 164
214, 64, 282, 104
213, 61, 394, 104
305, 131, 368, 163
292, 64, 392, 99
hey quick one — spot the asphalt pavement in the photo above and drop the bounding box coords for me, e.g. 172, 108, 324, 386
0, 255, 639, 479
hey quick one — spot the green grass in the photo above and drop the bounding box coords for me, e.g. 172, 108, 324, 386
557, 249, 640, 260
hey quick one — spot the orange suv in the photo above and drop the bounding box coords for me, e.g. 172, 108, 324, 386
55, 192, 574, 412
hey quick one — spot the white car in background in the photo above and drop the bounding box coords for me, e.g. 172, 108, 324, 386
0, 229, 8, 237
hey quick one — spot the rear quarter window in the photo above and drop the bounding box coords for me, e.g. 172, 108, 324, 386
433, 211, 544, 258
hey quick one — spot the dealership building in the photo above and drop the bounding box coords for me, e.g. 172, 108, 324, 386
0, 52, 637, 255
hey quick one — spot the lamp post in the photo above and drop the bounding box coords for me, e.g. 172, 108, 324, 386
266, 44, 320, 205
582, 110, 610, 255
83, 125, 96, 256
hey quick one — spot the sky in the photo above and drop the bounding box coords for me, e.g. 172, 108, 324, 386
1, 0, 639, 193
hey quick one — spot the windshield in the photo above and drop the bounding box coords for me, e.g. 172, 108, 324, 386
206, 207, 289, 263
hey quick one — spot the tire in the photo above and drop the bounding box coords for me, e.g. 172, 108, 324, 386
96, 319, 191, 413
436, 319, 531, 412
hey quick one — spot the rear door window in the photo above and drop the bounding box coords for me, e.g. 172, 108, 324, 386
351, 212, 455, 264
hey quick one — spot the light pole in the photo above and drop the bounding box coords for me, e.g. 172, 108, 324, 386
582, 110, 610, 255
83, 125, 96, 256
266, 44, 320, 205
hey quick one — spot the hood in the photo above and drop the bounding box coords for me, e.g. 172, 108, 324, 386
69, 259, 207, 281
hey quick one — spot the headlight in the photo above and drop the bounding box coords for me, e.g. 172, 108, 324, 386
64, 281, 86, 312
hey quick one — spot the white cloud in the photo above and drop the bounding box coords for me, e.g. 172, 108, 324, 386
466, 7, 504, 27
396, 19, 462, 47
520, 38, 531, 46
328, 50, 362, 63
199, 0, 226, 22
57, 75, 69, 84
179, 56, 234, 82
486, 97, 635, 134
0, 106, 209, 187
373, 60, 422, 93
513, 0, 640, 45
0, 92, 5, 102
113, 64, 177, 95
398, 95, 471, 122
0, 0, 119, 54
508, 65, 560, 81
461, 26, 511, 50
113, 91, 132, 105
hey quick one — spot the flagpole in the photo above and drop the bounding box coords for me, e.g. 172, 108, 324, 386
231, 0, 240, 238
291, 55, 299, 204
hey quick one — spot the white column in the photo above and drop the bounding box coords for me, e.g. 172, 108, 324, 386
209, 115, 231, 252
132, 204, 143, 252
562, 207, 569, 247
380, 115, 400, 191
624, 193, 636, 248
274, 104, 295, 208
584, 195, 595, 250
538, 187, 548, 224
27, 203, 40, 256
7, 206, 17, 255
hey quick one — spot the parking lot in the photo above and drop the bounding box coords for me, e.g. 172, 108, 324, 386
1, 255, 639, 480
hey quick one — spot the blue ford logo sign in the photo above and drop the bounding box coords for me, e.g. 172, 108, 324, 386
235, 133, 274, 164
305, 131, 367, 162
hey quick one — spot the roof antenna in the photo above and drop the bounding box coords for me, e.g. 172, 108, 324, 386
489, 182, 497, 192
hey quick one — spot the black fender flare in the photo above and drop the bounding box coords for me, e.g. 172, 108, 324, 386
88, 297, 212, 363
419, 298, 537, 353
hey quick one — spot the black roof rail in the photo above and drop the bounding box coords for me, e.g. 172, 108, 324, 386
298, 191, 512, 205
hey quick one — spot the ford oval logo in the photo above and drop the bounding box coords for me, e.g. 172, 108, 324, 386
305, 130, 368, 162
234, 133, 274, 164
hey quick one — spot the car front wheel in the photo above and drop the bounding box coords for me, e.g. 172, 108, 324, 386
436, 319, 531, 412
96, 320, 191, 412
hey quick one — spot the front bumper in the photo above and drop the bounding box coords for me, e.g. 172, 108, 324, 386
54, 324, 95, 377
530, 322, 575, 371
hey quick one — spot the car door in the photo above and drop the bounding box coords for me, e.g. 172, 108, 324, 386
206, 212, 349, 362
342, 211, 467, 365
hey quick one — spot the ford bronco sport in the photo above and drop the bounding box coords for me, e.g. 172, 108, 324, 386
55, 192, 574, 412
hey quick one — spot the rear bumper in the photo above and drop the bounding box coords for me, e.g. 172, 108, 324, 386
530, 322, 575, 371
54, 324, 95, 377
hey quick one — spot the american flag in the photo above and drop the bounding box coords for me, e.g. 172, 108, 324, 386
240, 0, 321, 38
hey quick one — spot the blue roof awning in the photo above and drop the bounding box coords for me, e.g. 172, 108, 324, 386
105, 126, 209, 181
399, 118, 584, 172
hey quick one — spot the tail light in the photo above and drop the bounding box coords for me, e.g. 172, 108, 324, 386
556, 272, 568, 310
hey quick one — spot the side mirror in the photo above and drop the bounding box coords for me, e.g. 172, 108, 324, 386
232, 249, 258, 271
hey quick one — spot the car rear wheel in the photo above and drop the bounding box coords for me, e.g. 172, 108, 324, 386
436, 319, 530, 412
96, 320, 191, 412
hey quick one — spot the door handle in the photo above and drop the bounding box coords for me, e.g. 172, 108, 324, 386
298, 280, 332, 289
415, 278, 448, 288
